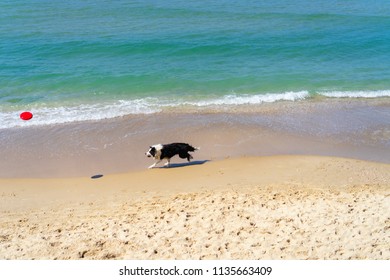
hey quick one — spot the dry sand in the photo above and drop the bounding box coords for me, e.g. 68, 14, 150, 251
0, 155, 389, 260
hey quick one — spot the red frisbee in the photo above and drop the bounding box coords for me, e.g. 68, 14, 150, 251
20, 111, 33, 120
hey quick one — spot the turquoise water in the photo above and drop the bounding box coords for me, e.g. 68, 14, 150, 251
1, 0, 390, 128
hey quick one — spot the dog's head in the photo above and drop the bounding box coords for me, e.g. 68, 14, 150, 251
145, 144, 163, 159
145, 146, 156, 158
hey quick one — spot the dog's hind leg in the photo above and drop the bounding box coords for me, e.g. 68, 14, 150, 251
163, 158, 171, 167
179, 152, 192, 161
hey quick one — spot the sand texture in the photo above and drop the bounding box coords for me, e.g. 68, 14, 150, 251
1, 156, 389, 260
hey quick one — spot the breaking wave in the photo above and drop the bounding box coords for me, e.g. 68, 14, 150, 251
1, 90, 389, 129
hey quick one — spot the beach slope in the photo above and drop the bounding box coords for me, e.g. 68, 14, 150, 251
0, 155, 389, 259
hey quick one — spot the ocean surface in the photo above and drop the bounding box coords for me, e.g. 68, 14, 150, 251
1, 0, 390, 129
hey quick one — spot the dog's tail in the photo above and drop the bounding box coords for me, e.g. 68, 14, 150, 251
191, 146, 200, 152
186, 144, 200, 152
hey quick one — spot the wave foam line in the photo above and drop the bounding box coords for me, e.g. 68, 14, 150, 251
320, 90, 390, 98
0, 91, 312, 129
2, 90, 389, 129
180, 91, 310, 106
0, 99, 161, 129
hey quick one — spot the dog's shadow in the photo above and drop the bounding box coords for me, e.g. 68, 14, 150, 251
159, 160, 210, 169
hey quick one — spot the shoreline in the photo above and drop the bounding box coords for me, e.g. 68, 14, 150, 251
1, 155, 389, 259
1, 98, 390, 178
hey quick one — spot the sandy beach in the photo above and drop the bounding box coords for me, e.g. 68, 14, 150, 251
1, 155, 389, 260
2, 0, 390, 265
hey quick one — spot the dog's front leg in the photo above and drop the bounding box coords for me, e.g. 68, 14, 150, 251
148, 160, 161, 169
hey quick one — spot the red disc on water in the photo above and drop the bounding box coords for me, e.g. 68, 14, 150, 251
20, 111, 33, 120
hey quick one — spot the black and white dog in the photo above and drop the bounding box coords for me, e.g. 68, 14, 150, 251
145, 143, 199, 169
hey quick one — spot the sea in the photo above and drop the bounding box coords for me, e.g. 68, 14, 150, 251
1, 0, 390, 177
1, 0, 390, 128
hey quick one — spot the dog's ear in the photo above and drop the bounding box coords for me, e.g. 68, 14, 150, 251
149, 147, 156, 157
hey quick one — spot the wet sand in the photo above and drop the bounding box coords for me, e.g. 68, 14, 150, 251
1, 99, 390, 178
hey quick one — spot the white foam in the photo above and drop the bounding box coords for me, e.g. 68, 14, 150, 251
0, 92, 312, 129
2, 90, 389, 129
180, 91, 310, 107
320, 90, 390, 98
0, 99, 161, 129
